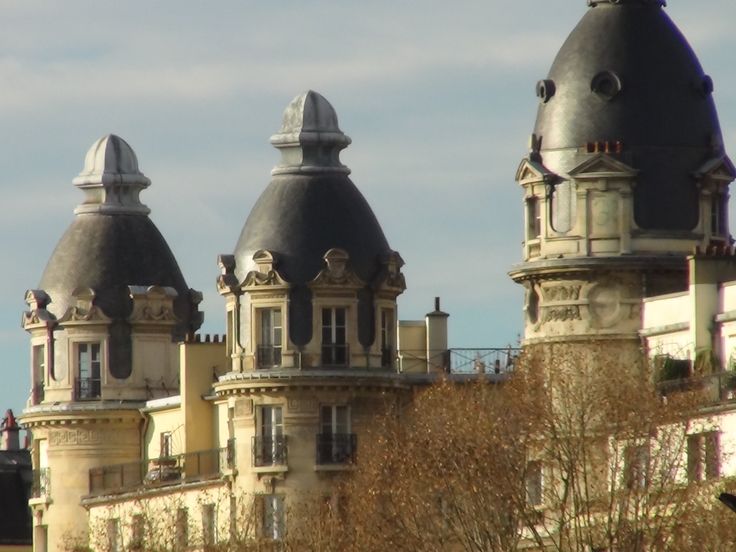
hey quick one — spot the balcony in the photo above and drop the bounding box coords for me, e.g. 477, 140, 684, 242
31, 467, 50, 498
75, 377, 101, 400
316, 433, 357, 465
252, 435, 288, 467
321, 343, 349, 366
88, 443, 234, 496
257, 345, 282, 369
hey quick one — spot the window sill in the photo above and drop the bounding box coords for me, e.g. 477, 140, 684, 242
252, 465, 288, 475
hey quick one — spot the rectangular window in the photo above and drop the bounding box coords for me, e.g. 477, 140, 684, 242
202, 503, 216, 546
321, 307, 348, 365
175, 508, 188, 550
527, 197, 541, 239
76, 342, 101, 399
130, 514, 144, 551
711, 193, 726, 236
257, 308, 282, 368
106, 518, 121, 552
525, 461, 543, 506
259, 495, 285, 541
254, 406, 286, 466
688, 432, 720, 482
317, 405, 355, 464
160, 432, 173, 458
624, 444, 648, 490
32, 344, 45, 404
380, 309, 394, 368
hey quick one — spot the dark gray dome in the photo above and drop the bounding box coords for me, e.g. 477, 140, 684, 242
40, 215, 194, 327
234, 91, 391, 284
235, 173, 391, 284
533, 1, 724, 230
40, 135, 200, 338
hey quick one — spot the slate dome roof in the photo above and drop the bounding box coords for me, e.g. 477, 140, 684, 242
234, 91, 392, 284
533, 0, 725, 230
39, 135, 199, 336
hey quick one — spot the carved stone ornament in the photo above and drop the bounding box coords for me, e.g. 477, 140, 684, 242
242, 269, 289, 289
57, 288, 111, 325
543, 306, 582, 323
128, 285, 178, 324
375, 251, 407, 292
310, 248, 364, 288
544, 284, 581, 302
48, 427, 138, 447
22, 289, 57, 329
216, 254, 239, 294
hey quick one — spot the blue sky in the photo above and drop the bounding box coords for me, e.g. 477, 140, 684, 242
1, 1, 735, 417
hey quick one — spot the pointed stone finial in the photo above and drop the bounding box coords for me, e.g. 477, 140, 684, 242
270, 90, 352, 176
72, 134, 151, 215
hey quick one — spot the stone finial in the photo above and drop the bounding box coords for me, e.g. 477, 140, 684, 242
270, 90, 352, 176
72, 134, 152, 216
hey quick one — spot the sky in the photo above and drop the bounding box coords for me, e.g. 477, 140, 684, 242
1, 1, 735, 418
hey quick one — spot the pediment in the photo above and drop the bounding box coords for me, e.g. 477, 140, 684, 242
567, 154, 638, 179
242, 269, 290, 290
310, 249, 365, 289
58, 287, 112, 325
515, 158, 556, 183
694, 155, 736, 182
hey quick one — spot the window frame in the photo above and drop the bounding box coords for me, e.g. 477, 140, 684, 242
74, 341, 103, 400
257, 308, 283, 368
321, 307, 348, 366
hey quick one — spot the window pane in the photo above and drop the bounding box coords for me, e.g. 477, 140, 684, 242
335, 308, 345, 327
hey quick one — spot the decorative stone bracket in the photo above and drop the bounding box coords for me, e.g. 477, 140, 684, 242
22, 290, 57, 330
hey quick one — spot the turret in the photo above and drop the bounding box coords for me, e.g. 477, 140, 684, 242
510, 0, 735, 345
21, 135, 202, 549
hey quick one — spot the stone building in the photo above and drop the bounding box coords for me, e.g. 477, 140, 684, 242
20, 92, 511, 551
18, 0, 736, 550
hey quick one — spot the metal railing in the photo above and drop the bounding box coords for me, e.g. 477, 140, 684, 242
398, 348, 520, 374
257, 345, 282, 369
321, 343, 350, 366
75, 377, 101, 400
252, 435, 288, 467
31, 467, 50, 498
88, 443, 233, 496
657, 370, 736, 403
316, 433, 357, 465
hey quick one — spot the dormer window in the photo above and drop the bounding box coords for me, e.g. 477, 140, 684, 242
257, 309, 282, 369
75, 343, 101, 400
322, 308, 347, 366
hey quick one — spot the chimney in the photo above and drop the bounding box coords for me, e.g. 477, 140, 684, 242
425, 297, 450, 373
1, 410, 20, 451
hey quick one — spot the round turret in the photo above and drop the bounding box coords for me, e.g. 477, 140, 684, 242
533, 0, 723, 230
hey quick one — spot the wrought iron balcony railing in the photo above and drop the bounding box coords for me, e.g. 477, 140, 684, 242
316, 433, 357, 465
88, 442, 234, 496
257, 345, 282, 369
252, 435, 288, 467
75, 377, 101, 400
31, 467, 50, 498
321, 343, 349, 366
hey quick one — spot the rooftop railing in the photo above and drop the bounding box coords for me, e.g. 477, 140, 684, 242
398, 348, 520, 374
88, 442, 234, 496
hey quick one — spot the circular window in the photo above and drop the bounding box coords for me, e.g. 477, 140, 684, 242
536, 79, 556, 103
591, 70, 623, 101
